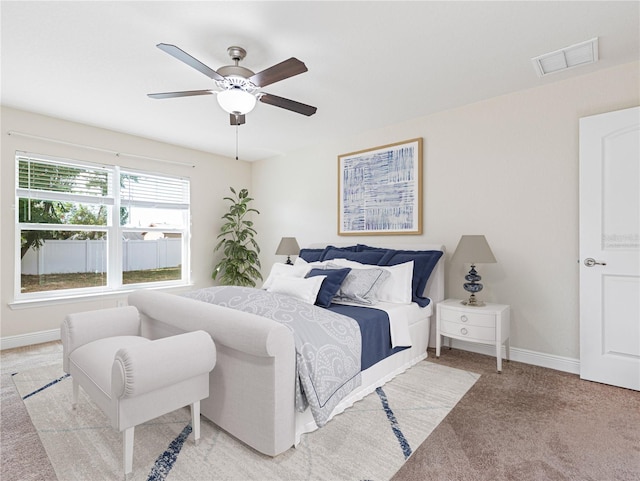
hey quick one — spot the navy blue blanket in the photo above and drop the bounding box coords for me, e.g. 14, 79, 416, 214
327, 304, 408, 370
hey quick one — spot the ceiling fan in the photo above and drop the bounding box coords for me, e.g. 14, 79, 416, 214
148, 44, 317, 125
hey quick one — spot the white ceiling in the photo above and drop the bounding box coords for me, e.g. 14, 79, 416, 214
2, 1, 639, 162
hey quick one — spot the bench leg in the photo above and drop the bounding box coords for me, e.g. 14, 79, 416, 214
72, 379, 79, 410
123, 427, 134, 479
191, 401, 201, 445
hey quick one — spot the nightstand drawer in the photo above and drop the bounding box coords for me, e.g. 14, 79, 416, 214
440, 309, 496, 328
440, 320, 496, 342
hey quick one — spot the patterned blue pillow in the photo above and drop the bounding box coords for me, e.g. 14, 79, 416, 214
306, 267, 351, 308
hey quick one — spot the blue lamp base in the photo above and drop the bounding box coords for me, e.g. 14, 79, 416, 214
461, 265, 485, 307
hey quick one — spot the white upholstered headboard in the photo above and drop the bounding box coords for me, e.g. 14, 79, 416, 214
308, 243, 446, 305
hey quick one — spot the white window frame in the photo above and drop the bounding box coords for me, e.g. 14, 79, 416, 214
13, 152, 191, 304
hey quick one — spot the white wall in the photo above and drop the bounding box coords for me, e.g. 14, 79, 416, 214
252, 61, 640, 361
1, 106, 251, 340
2, 62, 638, 360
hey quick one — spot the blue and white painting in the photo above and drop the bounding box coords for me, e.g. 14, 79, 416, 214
339, 138, 422, 235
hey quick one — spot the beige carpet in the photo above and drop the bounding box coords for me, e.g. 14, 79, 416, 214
1, 343, 59, 481
393, 348, 640, 481
8, 347, 477, 481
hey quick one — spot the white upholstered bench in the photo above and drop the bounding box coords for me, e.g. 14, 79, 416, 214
61, 306, 216, 479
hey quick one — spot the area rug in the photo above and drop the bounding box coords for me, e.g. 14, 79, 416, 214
13, 360, 479, 481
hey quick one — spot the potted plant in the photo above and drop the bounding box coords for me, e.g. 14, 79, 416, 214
212, 187, 263, 287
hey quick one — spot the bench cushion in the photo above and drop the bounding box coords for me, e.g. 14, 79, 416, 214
69, 336, 149, 400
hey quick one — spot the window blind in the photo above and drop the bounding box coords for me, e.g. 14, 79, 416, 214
16, 154, 114, 205
120, 170, 190, 210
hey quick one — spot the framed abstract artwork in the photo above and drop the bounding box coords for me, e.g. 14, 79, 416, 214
338, 138, 423, 235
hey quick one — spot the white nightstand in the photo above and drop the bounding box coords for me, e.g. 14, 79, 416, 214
435, 298, 510, 372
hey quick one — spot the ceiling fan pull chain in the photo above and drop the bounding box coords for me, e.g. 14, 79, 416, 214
235, 122, 239, 160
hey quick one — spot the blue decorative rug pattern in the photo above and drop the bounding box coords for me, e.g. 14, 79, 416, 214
13, 360, 479, 481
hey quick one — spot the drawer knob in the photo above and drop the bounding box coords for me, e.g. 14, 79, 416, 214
460, 327, 468, 335
460, 315, 468, 322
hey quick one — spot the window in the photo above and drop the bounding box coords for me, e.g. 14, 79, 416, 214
15, 152, 190, 300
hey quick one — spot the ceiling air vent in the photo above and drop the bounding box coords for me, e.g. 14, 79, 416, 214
531, 37, 599, 77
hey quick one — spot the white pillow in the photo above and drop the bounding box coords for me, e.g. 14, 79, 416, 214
378, 261, 414, 304
262, 263, 311, 290
267, 275, 326, 304
328, 258, 414, 304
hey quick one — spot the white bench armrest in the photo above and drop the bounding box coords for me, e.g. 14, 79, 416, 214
112, 330, 216, 399
62, 306, 140, 373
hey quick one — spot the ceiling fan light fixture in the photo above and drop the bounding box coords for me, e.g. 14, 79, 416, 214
217, 88, 257, 115
150, 43, 316, 125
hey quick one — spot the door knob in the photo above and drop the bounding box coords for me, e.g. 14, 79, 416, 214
584, 258, 607, 267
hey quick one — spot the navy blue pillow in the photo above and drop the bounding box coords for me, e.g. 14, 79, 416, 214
298, 248, 324, 263
306, 267, 352, 308
319, 245, 358, 261
379, 250, 444, 307
356, 244, 393, 255
321, 247, 387, 265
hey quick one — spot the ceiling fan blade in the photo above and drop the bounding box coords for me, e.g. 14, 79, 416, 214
156, 43, 224, 81
147, 90, 214, 99
248, 58, 308, 87
260, 93, 317, 116
230, 113, 246, 126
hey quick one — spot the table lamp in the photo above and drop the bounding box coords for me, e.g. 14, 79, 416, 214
275, 237, 300, 265
453, 235, 497, 307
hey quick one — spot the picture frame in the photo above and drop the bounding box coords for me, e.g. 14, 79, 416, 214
338, 137, 423, 236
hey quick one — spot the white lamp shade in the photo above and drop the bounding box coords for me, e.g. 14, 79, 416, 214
453, 235, 497, 264
217, 88, 257, 115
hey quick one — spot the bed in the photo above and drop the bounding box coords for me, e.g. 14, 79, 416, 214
128, 243, 445, 456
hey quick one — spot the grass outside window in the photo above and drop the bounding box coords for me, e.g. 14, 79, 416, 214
21, 267, 181, 293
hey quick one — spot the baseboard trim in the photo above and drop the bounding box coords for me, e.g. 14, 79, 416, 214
1, 329, 61, 351
443, 339, 580, 374
2, 329, 581, 374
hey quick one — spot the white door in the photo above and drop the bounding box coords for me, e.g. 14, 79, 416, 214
579, 106, 640, 391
